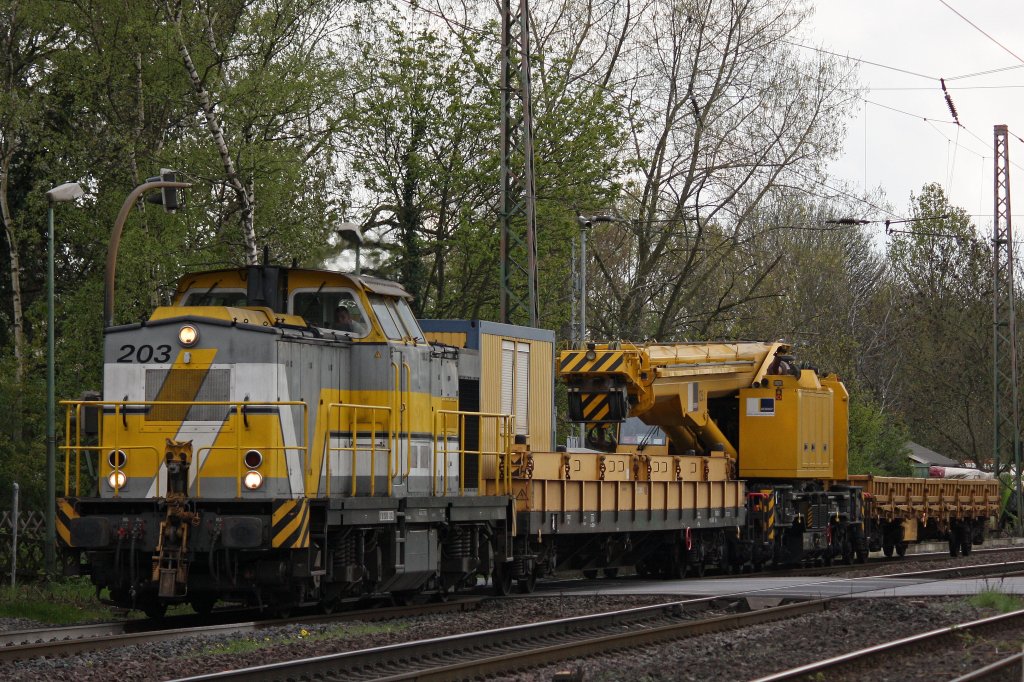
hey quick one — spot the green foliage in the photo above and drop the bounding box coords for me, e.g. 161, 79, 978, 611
847, 391, 911, 476
884, 183, 991, 468
970, 589, 1023, 614
0, 577, 113, 624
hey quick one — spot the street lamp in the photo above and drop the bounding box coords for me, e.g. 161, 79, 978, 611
575, 214, 614, 447
337, 222, 364, 275
575, 214, 614, 346
44, 182, 84, 574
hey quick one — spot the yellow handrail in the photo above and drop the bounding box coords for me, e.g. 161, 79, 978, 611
59, 400, 307, 499
403, 361, 412, 478
325, 402, 394, 497
432, 409, 514, 496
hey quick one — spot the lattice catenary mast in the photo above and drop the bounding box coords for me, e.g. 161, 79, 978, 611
992, 123, 1023, 526
499, 0, 539, 326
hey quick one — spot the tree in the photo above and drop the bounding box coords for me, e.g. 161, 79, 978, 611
585, 0, 857, 341
0, 1, 73, 385
339, 3, 623, 324
848, 391, 911, 476
885, 183, 992, 467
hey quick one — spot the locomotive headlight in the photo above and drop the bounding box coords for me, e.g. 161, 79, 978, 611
108, 450, 127, 468
178, 324, 199, 347
107, 470, 127, 490
243, 470, 264, 490
243, 449, 263, 469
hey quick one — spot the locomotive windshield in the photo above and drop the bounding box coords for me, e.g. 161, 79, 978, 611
182, 288, 247, 307
369, 294, 423, 341
291, 288, 369, 336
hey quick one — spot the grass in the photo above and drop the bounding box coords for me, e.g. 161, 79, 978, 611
970, 589, 1024, 613
0, 577, 194, 624
200, 621, 411, 657
0, 577, 114, 624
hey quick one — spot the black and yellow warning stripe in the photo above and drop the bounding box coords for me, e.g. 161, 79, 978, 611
271, 498, 310, 549
56, 498, 79, 547
558, 349, 626, 375
763, 489, 775, 542
578, 393, 615, 423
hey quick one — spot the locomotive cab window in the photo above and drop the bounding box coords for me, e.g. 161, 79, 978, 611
291, 288, 369, 337
181, 288, 247, 307
394, 298, 424, 340
369, 294, 423, 341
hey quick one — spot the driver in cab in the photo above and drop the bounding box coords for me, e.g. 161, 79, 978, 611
333, 305, 361, 333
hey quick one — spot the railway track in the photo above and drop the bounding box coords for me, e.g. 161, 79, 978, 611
165, 560, 1024, 682
754, 608, 1024, 681
171, 597, 823, 682
950, 652, 1024, 681
0, 597, 485, 662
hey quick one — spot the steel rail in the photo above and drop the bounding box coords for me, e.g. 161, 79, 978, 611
752, 609, 1024, 682
0, 621, 129, 647
949, 651, 1024, 681
170, 598, 831, 682
0, 598, 484, 662
709, 546, 1024, 581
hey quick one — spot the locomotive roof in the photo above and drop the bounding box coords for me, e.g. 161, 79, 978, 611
172, 266, 413, 301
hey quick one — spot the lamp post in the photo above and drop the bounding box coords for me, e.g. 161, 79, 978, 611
44, 182, 84, 574
575, 214, 614, 447
338, 222, 364, 275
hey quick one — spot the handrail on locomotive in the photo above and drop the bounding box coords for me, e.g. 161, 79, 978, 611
61, 399, 516, 499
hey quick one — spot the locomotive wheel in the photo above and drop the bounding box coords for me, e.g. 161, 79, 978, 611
189, 595, 217, 616
855, 548, 868, 564
142, 601, 167, 620
664, 544, 687, 579
603, 567, 619, 579
948, 537, 959, 557
582, 569, 598, 580
895, 542, 908, 558
492, 564, 513, 596
392, 591, 415, 607
960, 540, 972, 556
517, 573, 537, 594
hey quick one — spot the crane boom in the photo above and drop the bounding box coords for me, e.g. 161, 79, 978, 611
558, 341, 848, 481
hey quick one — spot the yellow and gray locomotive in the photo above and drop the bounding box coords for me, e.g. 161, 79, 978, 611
58, 264, 543, 616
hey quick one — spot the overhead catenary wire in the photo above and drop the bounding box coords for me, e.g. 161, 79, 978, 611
937, 0, 1024, 67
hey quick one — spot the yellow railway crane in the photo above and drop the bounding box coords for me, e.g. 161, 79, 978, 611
559, 341, 848, 479
558, 340, 860, 566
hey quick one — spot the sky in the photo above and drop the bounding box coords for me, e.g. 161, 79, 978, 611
807, 0, 1024, 235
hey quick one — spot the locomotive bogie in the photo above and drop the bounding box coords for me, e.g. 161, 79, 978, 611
61, 494, 508, 611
